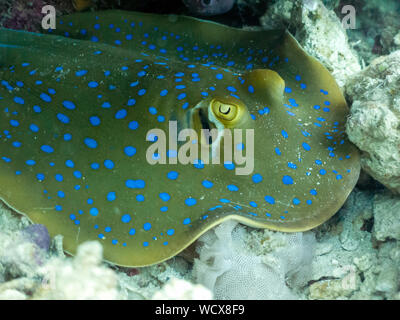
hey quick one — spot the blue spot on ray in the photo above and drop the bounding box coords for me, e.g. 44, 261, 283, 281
63, 101, 76, 110
282, 175, 294, 185
84, 138, 97, 148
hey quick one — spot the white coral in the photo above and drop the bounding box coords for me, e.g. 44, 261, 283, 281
193, 221, 315, 299
152, 278, 213, 300
34, 241, 118, 300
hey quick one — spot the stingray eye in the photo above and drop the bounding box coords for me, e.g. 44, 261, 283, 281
211, 99, 241, 124
201, 0, 212, 6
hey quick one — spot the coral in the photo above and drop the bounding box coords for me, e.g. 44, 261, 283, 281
152, 278, 212, 299
0, 278, 38, 300
0, 205, 52, 297
34, 241, 118, 299
0, 288, 28, 300
258, 0, 361, 87
21, 225, 51, 251
0, 0, 46, 32
116, 257, 193, 300
0, 0, 74, 32
0, 211, 44, 280
193, 220, 315, 299
346, 51, 400, 194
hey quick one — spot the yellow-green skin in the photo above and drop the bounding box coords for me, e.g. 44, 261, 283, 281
0, 11, 360, 266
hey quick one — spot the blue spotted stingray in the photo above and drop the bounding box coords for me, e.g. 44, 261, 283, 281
0, 10, 360, 266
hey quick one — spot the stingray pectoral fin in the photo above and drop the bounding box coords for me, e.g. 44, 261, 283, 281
244, 69, 285, 106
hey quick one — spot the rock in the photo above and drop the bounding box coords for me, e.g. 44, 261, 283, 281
375, 262, 398, 294
259, 0, 361, 87
345, 0, 400, 64
309, 278, 355, 299
394, 32, 400, 46
372, 193, 400, 241
346, 51, 400, 193
353, 254, 374, 272
308, 189, 400, 300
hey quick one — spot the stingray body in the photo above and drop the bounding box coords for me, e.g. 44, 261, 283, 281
0, 10, 360, 266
